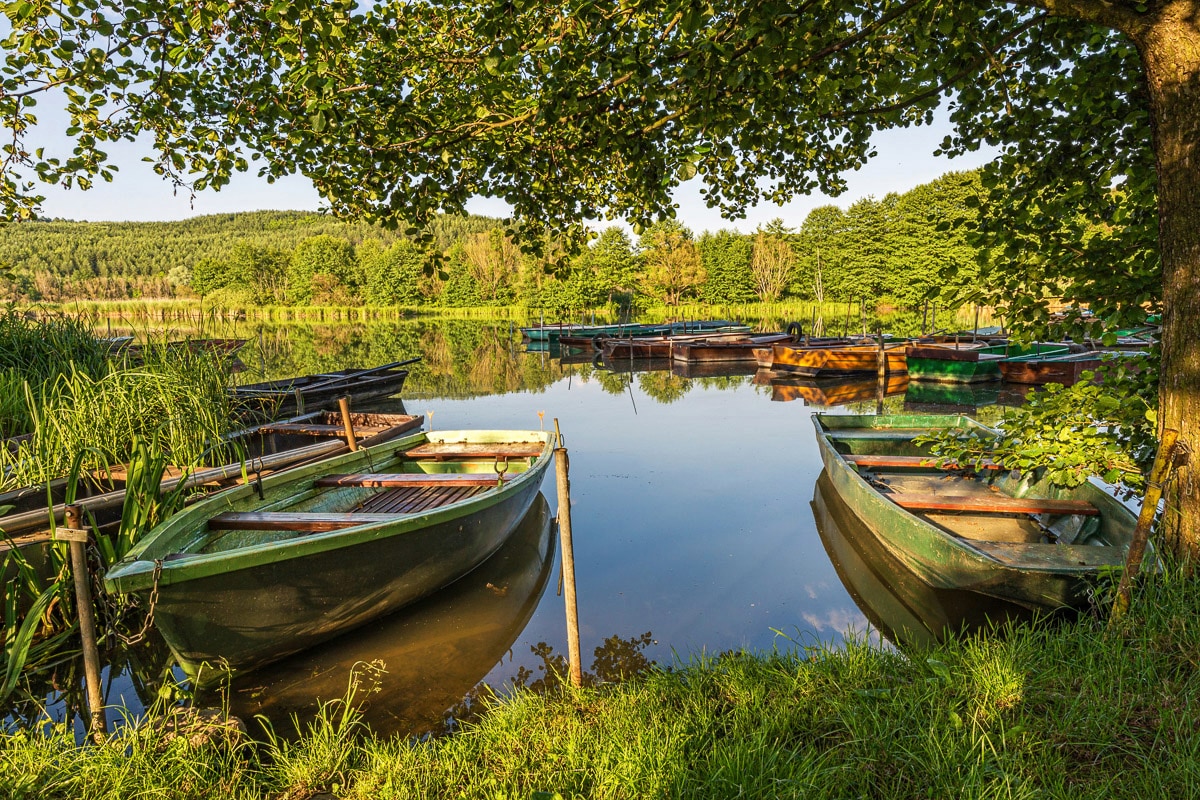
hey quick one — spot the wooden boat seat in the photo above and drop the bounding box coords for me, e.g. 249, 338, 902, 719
845, 454, 1000, 470
825, 429, 938, 440
253, 423, 392, 436
402, 443, 544, 460
970, 540, 1122, 569
208, 512, 398, 532
888, 492, 1099, 517
314, 473, 513, 488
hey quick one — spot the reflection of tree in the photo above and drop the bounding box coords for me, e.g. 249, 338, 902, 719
637, 372, 692, 404
592, 369, 634, 396
437, 631, 657, 736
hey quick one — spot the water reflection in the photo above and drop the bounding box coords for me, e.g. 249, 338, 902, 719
212, 494, 558, 738
760, 373, 909, 407
810, 471, 1034, 648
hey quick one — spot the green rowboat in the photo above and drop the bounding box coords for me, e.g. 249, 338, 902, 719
813, 414, 1143, 610
104, 428, 554, 683
904, 342, 1071, 383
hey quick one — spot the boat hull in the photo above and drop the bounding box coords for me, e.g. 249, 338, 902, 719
772, 345, 907, 377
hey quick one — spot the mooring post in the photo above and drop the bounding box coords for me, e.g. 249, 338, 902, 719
337, 396, 359, 451
553, 418, 583, 687
876, 327, 887, 415
63, 504, 107, 743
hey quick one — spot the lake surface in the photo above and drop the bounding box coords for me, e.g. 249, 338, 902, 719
11, 320, 1025, 738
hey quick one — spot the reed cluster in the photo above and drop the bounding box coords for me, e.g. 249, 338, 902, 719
4, 574, 1199, 799
1, 349, 238, 492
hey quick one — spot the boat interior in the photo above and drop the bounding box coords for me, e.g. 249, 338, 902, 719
825, 425, 1129, 560
178, 442, 545, 555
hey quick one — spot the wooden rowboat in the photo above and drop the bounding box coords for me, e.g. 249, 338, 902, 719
599, 328, 752, 360
669, 332, 795, 364
104, 428, 554, 682
813, 414, 1144, 610
232, 358, 419, 414
771, 343, 907, 377
998, 350, 1104, 386
905, 342, 1070, 384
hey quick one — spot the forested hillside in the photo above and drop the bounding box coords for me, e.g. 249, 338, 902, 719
0, 171, 986, 312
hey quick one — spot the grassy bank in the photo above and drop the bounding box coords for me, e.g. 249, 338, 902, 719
4, 573, 1198, 799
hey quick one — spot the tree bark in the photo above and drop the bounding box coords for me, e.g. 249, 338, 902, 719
1127, 3, 1200, 559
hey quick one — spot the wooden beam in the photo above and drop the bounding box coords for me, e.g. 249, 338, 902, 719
208, 512, 398, 532
844, 454, 1000, 470
314, 473, 512, 488
889, 493, 1098, 516
403, 443, 544, 459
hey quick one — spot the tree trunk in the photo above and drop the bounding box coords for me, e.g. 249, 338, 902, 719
1131, 5, 1200, 560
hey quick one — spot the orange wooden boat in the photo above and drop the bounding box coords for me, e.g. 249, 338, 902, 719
770, 343, 907, 377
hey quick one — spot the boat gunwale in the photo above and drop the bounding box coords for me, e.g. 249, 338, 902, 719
103, 429, 554, 592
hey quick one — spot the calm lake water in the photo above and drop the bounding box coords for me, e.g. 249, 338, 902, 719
12, 320, 1025, 738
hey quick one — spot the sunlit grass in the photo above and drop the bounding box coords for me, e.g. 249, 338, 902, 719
5, 574, 1200, 799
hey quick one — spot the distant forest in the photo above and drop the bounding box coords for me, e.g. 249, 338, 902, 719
0, 171, 985, 313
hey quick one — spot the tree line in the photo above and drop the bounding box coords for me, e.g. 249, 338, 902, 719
0, 171, 984, 312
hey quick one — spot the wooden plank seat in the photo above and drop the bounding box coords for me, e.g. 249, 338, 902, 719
314, 472, 513, 488
253, 423, 392, 436
888, 492, 1099, 517
825, 429, 939, 440
208, 512, 397, 532
845, 454, 1000, 470
403, 443, 545, 460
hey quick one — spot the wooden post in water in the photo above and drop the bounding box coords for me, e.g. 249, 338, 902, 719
553, 419, 583, 688
1112, 429, 1185, 620
337, 396, 359, 451
63, 505, 107, 743
876, 328, 887, 415
922, 300, 929, 336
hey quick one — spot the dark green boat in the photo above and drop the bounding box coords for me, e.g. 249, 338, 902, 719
104, 428, 554, 683
813, 414, 1143, 610
904, 342, 1071, 383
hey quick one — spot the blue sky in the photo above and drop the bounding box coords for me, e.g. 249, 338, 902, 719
34, 114, 994, 233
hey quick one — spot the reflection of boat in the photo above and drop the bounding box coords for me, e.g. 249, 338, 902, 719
220, 493, 556, 736
770, 343, 907, 377
766, 374, 908, 405
231, 358, 419, 415
902, 381, 1001, 413
813, 414, 1143, 610
670, 360, 759, 379
811, 471, 1033, 648
598, 356, 673, 374
104, 429, 554, 682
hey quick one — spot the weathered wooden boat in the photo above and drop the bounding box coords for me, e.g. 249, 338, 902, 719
813, 413, 1144, 610
905, 342, 1070, 383
104, 428, 555, 682
0, 411, 424, 552
999, 350, 1105, 386
523, 319, 739, 344
765, 374, 908, 405
669, 332, 795, 364
770, 343, 907, 377
600, 328, 753, 360
811, 471, 1033, 648
753, 336, 873, 370
222, 494, 556, 735
231, 358, 419, 414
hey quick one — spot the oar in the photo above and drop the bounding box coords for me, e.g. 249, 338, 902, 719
277, 356, 423, 396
